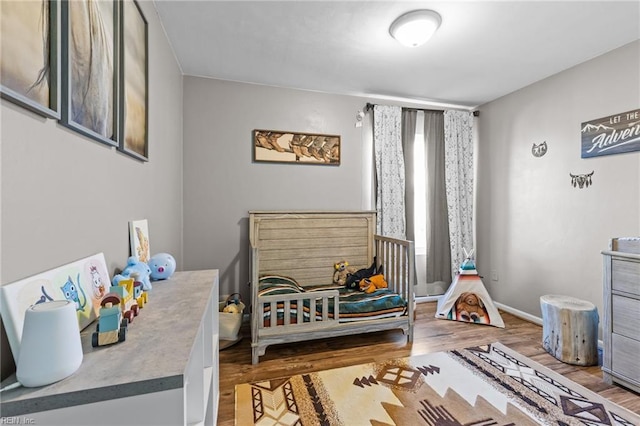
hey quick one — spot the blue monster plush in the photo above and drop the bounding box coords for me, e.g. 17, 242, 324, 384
112, 256, 153, 291
148, 253, 176, 281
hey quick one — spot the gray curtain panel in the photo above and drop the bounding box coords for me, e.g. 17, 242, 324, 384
401, 109, 417, 243
424, 111, 452, 285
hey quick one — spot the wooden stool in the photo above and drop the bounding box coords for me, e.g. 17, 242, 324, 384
540, 294, 599, 366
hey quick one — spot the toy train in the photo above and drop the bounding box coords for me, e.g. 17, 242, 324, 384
91, 277, 149, 347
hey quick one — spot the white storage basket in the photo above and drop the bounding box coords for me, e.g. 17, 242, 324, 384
219, 293, 245, 341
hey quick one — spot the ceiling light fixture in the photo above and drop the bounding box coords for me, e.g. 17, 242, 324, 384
389, 10, 442, 47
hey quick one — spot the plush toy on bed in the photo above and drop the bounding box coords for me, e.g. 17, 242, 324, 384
358, 274, 388, 294
333, 260, 358, 286
343, 258, 383, 290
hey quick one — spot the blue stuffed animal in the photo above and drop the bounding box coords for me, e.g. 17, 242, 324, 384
112, 256, 153, 291
148, 253, 176, 281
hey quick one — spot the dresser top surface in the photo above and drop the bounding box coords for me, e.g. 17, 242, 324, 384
1, 269, 218, 415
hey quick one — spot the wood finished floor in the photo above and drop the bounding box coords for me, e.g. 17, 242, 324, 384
217, 301, 640, 425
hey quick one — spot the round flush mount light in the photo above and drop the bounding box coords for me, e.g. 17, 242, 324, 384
389, 10, 442, 47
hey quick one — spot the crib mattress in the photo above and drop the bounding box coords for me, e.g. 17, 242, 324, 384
258, 275, 407, 326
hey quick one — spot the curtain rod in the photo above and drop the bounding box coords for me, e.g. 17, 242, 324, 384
365, 102, 479, 116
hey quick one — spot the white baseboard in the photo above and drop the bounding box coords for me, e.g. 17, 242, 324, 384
416, 295, 441, 303
494, 302, 543, 326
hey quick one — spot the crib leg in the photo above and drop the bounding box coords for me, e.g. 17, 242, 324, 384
252, 344, 267, 364
252, 347, 259, 365
403, 326, 414, 343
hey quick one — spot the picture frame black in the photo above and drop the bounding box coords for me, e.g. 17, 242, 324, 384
118, 0, 149, 162
0, 0, 60, 119
60, 0, 119, 147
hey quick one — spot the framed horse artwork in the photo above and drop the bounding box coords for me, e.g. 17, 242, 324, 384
60, 0, 118, 147
118, 0, 149, 161
0, 0, 60, 119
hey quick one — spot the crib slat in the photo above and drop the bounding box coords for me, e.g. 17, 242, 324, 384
270, 301, 276, 327
284, 300, 290, 326
322, 297, 328, 322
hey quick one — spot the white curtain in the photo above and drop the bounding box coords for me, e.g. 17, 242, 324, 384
373, 105, 405, 239
444, 110, 474, 277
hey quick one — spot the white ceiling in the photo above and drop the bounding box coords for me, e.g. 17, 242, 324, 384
153, 1, 640, 108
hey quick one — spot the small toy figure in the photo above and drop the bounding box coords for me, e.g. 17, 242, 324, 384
92, 293, 127, 347
133, 279, 148, 309
110, 278, 137, 323
148, 253, 176, 281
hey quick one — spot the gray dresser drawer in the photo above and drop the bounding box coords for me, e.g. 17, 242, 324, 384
612, 295, 640, 341
611, 333, 640, 385
612, 259, 640, 295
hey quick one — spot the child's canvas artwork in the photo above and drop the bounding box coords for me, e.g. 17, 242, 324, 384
0, 253, 110, 363
129, 219, 150, 263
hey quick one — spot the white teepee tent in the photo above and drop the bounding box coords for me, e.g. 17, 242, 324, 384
435, 249, 505, 328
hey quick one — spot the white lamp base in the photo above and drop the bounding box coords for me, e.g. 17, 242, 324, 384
17, 300, 83, 387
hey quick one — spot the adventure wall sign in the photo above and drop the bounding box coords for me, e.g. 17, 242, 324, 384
581, 108, 640, 158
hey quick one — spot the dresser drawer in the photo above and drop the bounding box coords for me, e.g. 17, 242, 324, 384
612, 333, 640, 383
612, 259, 640, 295
612, 295, 640, 340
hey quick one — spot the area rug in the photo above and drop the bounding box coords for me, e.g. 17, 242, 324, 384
235, 342, 640, 426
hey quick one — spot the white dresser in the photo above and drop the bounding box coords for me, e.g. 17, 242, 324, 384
0, 270, 220, 425
602, 238, 640, 393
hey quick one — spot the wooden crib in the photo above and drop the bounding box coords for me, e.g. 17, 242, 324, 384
249, 210, 415, 364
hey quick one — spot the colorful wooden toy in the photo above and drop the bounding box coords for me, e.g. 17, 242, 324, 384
92, 293, 127, 347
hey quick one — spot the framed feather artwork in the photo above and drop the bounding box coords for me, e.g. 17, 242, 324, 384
253, 129, 340, 165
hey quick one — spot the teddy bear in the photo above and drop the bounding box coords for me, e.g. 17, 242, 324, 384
358, 274, 388, 294
455, 292, 485, 322
333, 260, 358, 286
222, 303, 240, 314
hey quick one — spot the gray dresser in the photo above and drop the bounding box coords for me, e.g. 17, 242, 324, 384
602, 237, 640, 393
0, 270, 220, 425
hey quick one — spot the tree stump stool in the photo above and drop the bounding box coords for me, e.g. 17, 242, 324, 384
540, 295, 599, 366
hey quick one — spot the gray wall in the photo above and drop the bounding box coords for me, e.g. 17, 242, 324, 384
476, 41, 640, 327
1, 1, 183, 378
182, 78, 376, 300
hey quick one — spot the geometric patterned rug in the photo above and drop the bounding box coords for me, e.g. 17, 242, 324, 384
235, 342, 640, 425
